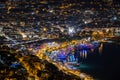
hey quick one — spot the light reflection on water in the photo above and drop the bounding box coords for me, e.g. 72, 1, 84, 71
35, 38, 120, 80
79, 42, 120, 80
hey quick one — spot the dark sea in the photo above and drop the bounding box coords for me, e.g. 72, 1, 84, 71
79, 42, 120, 80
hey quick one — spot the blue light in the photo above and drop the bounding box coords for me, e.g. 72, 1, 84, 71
11, 63, 21, 67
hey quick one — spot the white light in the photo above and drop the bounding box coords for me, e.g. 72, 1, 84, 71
84, 21, 87, 24
49, 10, 54, 13
69, 27, 74, 33
113, 16, 117, 20
61, 28, 64, 32
22, 34, 27, 38
31, 12, 35, 15
88, 37, 91, 41
69, 28, 73, 33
